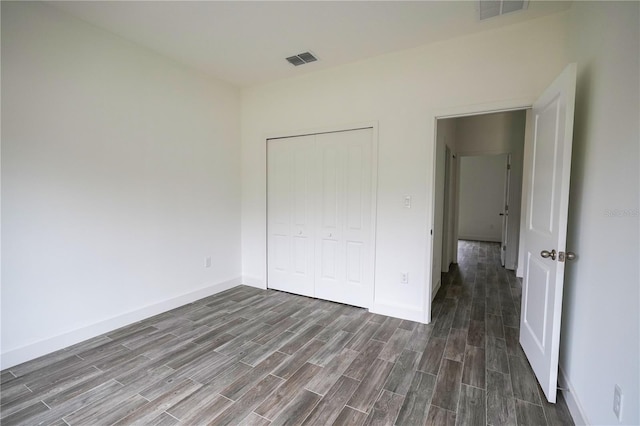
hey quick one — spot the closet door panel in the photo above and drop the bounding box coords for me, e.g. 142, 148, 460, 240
267, 128, 374, 308
315, 128, 373, 308
267, 136, 315, 297
346, 241, 363, 283
317, 141, 344, 289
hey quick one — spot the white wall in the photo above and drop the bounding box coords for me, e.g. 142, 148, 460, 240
241, 12, 569, 323
455, 110, 526, 269
1, 2, 242, 368
560, 2, 640, 424
458, 155, 506, 243
455, 110, 526, 156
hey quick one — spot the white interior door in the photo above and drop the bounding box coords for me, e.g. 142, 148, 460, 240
315, 129, 373, 308
500, 154, 511, 267
267, 135, 316, 297
520, 63, 577, 403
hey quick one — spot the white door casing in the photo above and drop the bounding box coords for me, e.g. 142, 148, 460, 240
519, 63, 577, 403
267, 128, 375, 309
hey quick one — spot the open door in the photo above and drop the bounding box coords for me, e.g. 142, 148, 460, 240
519, 63, 577, 403
500, 154, 511, 267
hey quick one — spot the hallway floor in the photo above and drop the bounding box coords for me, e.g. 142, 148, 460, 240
1, 241, 573, 425
429, 240, 573, 425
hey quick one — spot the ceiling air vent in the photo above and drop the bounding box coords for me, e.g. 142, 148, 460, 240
286, 52, 318, 66
478, 0, 529, 21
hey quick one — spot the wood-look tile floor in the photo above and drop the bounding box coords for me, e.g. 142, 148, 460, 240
0, 241, 574, 425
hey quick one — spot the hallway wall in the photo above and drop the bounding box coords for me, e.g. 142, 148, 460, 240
432, 119, 457, 296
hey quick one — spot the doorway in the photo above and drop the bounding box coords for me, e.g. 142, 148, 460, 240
431, 110, 527, 303
458, 153, 510, 263
428, 64, 577, 404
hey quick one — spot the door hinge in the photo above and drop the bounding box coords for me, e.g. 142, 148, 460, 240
507, 164, 511, 170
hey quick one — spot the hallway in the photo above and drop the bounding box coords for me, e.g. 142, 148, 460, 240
432, 240, 573, 424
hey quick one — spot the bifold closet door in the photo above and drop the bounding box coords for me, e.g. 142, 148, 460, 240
267, 135, 316, 297
267, 128, 374, 308
314, 129, 373, 308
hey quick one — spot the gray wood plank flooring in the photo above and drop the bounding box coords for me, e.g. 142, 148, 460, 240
0, 241, 573, 425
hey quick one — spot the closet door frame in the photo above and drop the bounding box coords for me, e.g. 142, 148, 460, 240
265, 122, 379, 310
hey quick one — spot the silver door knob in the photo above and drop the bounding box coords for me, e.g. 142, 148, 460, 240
558, 251, 577, 262
541, 249, 557, 260
298, 230, 302, 235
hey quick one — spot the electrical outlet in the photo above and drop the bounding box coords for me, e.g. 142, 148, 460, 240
205, 257, 212, 268
613, 384, 623, 422
401, 272, 409, 284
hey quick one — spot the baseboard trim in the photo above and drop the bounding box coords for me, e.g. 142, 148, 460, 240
558, 365, 589, 425
242, 275, 267, 289
0, 277, 242, 370
458, 235, 502, 243
371, 301, 425, 324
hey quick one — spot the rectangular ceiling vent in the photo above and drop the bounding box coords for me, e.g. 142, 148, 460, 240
286, 52, 318, 66
478, 0, 529, 21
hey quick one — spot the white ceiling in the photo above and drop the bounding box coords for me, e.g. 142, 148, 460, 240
52, 1, 572, 87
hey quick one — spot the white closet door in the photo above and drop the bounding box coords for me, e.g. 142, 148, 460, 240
267, 135, 316, 297
315, 129, 373, 308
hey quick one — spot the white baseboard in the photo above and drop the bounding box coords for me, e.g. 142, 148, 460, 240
558, 365, 589, 425
0, 277, 242, 370
371, 301, 425, 324
458, 235, 502, 243
242, 275, 266, 289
